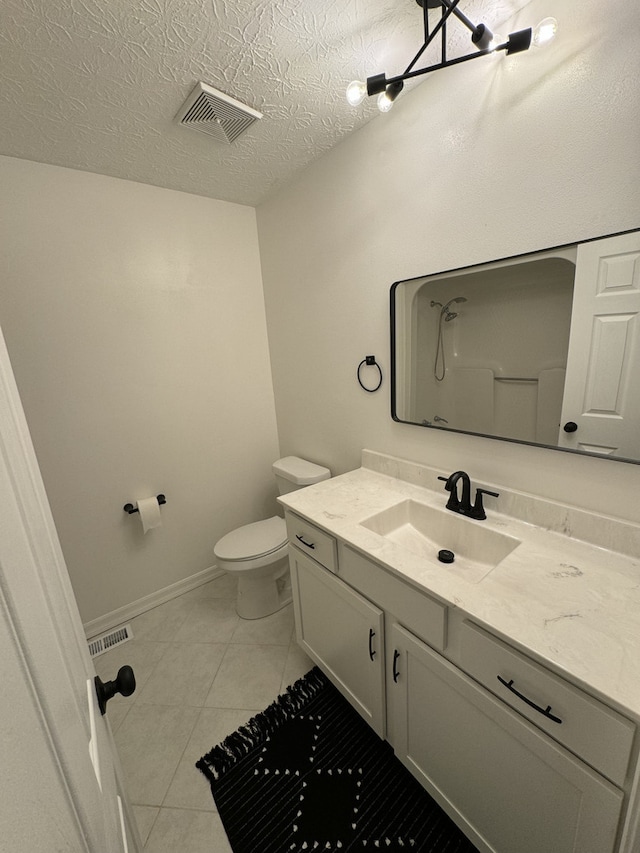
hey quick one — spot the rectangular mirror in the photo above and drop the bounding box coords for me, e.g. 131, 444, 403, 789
391, 229, 640, 464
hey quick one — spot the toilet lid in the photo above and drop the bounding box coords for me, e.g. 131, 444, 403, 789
214, 516, 287, 561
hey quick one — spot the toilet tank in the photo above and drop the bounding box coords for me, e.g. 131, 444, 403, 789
272, 456, 331, 495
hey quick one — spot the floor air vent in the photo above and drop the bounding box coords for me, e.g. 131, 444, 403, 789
88, 624, 133, 658
174, 82, 263, 144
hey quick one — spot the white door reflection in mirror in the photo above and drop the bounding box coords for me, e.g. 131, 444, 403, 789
559, 232, 640, 458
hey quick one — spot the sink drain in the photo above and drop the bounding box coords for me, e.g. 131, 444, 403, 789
438, 549, 455, 563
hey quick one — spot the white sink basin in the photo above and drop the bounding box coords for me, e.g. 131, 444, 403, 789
360, 499, 521, 583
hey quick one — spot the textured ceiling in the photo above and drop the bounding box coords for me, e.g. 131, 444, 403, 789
0, 0, 524, 206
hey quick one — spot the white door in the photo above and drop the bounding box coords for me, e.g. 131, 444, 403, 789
0, 328, 139, 852
559, 231, 640, 458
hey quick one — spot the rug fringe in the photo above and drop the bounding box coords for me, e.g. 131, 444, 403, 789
196, 666, 327, 782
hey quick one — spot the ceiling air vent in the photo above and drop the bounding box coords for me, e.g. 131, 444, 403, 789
174, 82, 263, 145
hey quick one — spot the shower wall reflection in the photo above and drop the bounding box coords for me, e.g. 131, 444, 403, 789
397, 254, 576, 444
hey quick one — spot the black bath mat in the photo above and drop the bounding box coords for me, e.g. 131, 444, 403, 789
197, 667, 479, 852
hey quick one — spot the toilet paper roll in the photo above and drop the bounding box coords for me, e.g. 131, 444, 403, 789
136, 496, 162, 534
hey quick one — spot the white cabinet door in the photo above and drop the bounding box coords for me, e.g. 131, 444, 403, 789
0, 328, 138, 852
389, 622, 623, 853
559, 231, 640, 458
290, 546, 386, 736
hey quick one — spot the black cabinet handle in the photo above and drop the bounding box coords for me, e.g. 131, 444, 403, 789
95, 665, 136, 716
563, 421, 578, 433
369, 628, 376, 660
295, 534, 315, 550
392, 650, 400, 683
497, 675, 562, 724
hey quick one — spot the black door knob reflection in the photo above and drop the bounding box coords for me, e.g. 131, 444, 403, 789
563, 421, 578, 433
95, 665, 136, 716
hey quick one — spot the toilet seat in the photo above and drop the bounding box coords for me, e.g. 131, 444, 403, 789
214, 516, 287, 562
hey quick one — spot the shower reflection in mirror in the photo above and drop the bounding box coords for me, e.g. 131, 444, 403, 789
431, 297, 468, 381
394, 251, 576, 446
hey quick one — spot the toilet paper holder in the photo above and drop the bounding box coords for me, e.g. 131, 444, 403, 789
123, 494, 166, 515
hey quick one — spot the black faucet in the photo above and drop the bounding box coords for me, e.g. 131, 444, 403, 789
438, 471, 499, 520
441, 470, 472, 513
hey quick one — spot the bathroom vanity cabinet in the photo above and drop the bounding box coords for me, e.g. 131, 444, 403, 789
388, 619, 624, 853
285, 510, 637, 853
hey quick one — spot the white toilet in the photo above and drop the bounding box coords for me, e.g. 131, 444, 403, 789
213, 456, 331, 619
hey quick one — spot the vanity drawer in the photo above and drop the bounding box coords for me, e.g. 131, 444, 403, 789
340, 545, 447, 652
286, 512, 338, 574
460, 621, 635, 786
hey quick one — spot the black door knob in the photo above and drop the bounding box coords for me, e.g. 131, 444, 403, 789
563, 421, 578, 433
95, 665, 136, 716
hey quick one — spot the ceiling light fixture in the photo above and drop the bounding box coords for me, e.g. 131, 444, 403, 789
347, 1, 557, 113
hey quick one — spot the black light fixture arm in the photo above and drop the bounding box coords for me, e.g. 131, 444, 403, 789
437, 0, 495, 50
405, 0, 461, 76
439, 0, 477, 37
349, 0, 553, 113
367, 29, 531, 95
366, 0, 533, 98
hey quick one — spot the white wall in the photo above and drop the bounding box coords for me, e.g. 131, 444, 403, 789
257, 0, 640, 523
0, 156, 280, 623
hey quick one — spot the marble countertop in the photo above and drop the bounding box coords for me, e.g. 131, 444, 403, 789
279, 452, 640, 721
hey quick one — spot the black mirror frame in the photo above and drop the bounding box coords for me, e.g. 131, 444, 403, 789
390, 227, 640, 467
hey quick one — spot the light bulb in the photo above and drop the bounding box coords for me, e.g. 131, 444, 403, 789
532, 17, 557, 48
377, 91, 395, 113
346, 80, 367, 107
376, 81, 403, 113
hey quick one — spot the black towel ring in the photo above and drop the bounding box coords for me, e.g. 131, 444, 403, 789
357, 356, 383, 393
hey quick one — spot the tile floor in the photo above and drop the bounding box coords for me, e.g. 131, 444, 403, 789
94, 574, 313, 852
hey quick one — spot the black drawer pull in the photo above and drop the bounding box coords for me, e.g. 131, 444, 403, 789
296, 534, 315, 550
497, 675, 562, 724
392, 650, 400, 683
369, 628, 376, 661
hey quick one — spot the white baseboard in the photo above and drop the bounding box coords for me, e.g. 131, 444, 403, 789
84, 565, 224, 640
